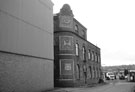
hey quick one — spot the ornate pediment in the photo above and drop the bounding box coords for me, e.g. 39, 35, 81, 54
60, 4, 74, 17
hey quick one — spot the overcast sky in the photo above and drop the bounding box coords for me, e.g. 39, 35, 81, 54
52, 0, 135, 66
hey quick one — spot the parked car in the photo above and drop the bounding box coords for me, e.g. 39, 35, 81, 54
105, 72, 115, 80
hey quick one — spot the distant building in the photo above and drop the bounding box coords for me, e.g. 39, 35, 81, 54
54, 4, 101, 87
0, 0, 53, 92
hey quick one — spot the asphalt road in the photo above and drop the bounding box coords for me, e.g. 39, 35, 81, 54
47, 80, 135, 92
82, 81, 135, 92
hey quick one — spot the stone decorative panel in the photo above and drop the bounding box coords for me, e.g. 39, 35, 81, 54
60, 59, 74, 76
59, 36, 74, 50
60, 4, 74, 17
59, 16, 73, 29
59, 4, 73, 29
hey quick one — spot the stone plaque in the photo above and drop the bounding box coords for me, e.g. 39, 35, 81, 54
65, 63, 71, 70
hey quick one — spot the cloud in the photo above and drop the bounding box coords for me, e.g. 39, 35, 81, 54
102, 50, 135, 66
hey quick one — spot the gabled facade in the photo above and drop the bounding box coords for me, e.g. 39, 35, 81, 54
54, 4, 101, 87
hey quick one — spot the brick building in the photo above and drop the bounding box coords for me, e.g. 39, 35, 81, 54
54, 4, 101, 87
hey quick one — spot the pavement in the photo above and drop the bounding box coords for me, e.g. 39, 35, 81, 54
43, 82, 108, 92
43, 80, 135, 92
131, 85, 135, 92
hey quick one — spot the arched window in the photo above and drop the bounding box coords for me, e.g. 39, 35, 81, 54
92, 66, 94, 79
95, 53, 97, 62
75, 25, 79, 33
88, 50, 91, 60
97, 67, 99, 78
98, 55, 100, 63
82, 46, 86, 61
97, 54, 99, 62
94, 66, 95, 78
95, 67, 97, 78
76, 64, 80, 79
89, 66, 92, 79
92, 51, 94, 61
75, 43, 79, 56
81, 30, 85, 38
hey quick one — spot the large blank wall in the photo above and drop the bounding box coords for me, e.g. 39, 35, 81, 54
0, 0, 54, 59
0, 52, 54, 92
0, 0, 54, 92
